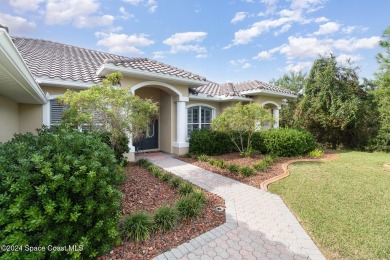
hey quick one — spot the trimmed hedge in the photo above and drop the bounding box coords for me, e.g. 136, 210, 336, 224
189, 128, 316, 157
0, 128, 124, 259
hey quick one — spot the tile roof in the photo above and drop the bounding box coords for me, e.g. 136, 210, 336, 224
193, 80, 296, 97
12, 37, 207, 84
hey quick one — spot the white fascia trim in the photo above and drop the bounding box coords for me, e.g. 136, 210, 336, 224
97, 64, 207, 87
189, 94, 253, 102
36, 77, 94, 90
0, 29, 46, 104
240, 89, 297, 99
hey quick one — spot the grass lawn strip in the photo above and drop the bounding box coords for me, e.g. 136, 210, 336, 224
100, 163, 225, 259
269, 151, 390, 260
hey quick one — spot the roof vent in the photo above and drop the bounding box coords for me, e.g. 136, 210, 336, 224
0, 24, 9, 33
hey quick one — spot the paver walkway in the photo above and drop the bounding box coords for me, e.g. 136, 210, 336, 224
137, 153, 325, 260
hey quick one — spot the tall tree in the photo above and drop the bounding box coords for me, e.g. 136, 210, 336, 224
371, 26, 390, 151
297, 55, 372, 149
270, 71, 307, 128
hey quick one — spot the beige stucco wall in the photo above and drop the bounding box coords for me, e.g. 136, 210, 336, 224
40, 85, 69, 96
253, 96, 282, 108
160, 91, 172, 153
0, 95, 19, 142
19, 104, 43, 134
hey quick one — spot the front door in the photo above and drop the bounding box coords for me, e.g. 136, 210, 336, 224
134, 120, 159, 151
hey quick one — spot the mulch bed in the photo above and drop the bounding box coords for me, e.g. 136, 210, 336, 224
100, 164, 226, 260
177, 152, 337, 190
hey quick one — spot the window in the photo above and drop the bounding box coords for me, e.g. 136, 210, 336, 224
50, 99, 66, 125
187, 106, 213, 138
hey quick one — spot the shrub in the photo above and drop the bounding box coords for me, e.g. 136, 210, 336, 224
175, 192, 206, 219
0, 128, 123, 259
136, 158, 151, 168
147, 165, 162, 178
184, 152, 193, 158
179, 182, 194, 196
122, 211, 154, 242
308, 149, 325, 158
153, 206, 178, 232
214, 159, 226, 169
239, 166, 255, 177
160, 173, 172, 182
189, 129, 235, 155
254, 155, 278, 172
95, 131, 129, 163
227, 164, 240, 173
208, 158, 217, 166
197, 154, 209, 162
170, 177, 182, 189
261, 128, 316, 157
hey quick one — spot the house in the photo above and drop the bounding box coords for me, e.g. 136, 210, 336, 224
0, 27, 296, 161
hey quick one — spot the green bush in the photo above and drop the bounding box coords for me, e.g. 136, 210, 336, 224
170, 177, 182, 189
160, 173, 172, 182
254, 155, 278, 172
95, 131, 129, 163
179, 182, 194, 196
239, 166, 255, 177
147, 165, 162, 178
214, 159, 226, 169
197, 154, 209, 162
189, 129, 235, 155
184, 152, 194, 158
227, 164, 240, 173
122, 211, 154, 242
308, 149, 325, 158
260, 128, 316, 157
208, 158, 217, 166
175, 192, 206, 219
153, 206, 178, 232
136, 158, 151, 168
0, 128, 123, 259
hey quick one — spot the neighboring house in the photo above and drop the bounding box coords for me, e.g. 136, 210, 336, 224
0, 27, 296, 161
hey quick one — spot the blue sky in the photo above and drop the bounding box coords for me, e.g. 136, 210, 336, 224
1, 0, 389, 83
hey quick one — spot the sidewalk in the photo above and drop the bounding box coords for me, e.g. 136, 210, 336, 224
137, 153, 325, 260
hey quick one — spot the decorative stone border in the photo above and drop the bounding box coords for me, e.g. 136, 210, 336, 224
260, 153, 341, 191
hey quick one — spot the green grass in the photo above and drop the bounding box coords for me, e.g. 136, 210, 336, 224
269, 151, 390, 260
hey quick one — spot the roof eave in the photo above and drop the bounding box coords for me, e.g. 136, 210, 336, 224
36, 77, 94, 90
0, 29, 46, 104
97, 64, 207, 87
189, 94, 253, 102
240, 89, 297, 98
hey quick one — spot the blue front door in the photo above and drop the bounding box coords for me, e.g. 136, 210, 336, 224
134, 120, 158, 151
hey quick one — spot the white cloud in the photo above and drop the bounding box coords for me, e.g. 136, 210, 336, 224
314, 21, 340, 35
0, 13, 35, 35
336, 54, 362, 64
242, 62, 252, 69
290, 0, 326, 12
231, 12, 248, 24
119, 6, 134, 20
45, 0, 100, 25
285, 61, 312, 73
279, 36, 332, 59
253, 50, 273, 60
10, 0, 44, 11
74, 15, 114, 28
315, 16, 329, 23
230, 59, 251, 69
333, 36, 381, 51
95, 32, 154, 55
196, 54, 208, 59
259, 0, 278, 16
152, 51, 165, 59
274, 24, 291, 36
242, 0, 255, 3
123, 0, 143, 5
147, 0, 158, 13
163, 32, 207, 53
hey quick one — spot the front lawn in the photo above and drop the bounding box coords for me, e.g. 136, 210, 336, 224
269, 151, 390, 259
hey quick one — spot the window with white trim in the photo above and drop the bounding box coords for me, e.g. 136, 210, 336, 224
187, 106, 213, 138
50, 99, 66, 125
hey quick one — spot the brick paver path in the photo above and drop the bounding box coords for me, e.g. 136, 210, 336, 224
137, 153, 325, 260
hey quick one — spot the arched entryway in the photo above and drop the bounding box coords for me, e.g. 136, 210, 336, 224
262, 101, 281, 129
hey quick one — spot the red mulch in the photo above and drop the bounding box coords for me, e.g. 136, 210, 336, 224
177, 152, 336, 190
100, 164, 225, 260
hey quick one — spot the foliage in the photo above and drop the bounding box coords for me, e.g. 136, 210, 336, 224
226, 164, 240, 173
94, 131, 129, 163
153, 206, 178, 232
297, 55, 374, 149
189, 129, 234, 155
136, 158, 151, 168
58, 72, 158, 156
214, 159, 226, 169
261, 128, 316, 157
197, 154, 209, 162
0, 127, 123, 259
370, 27, 390, 152
270, 72, 307, 128
178, 182, 195, 197
212, 103, 273, 156
147, 165, 163, 178
239, 166, 255, 177
254, 155, 278, 172
308, 149, 325, 158
170, 177, 182, 189
122, 211, 154, 242
175, 192, 207, 219
160, 173, 172, 182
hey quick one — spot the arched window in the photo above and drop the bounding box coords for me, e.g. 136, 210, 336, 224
187, 105, 214, 138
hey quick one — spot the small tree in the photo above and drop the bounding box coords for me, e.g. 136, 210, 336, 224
58, 72, 159, 154
211, 102, 273, 156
